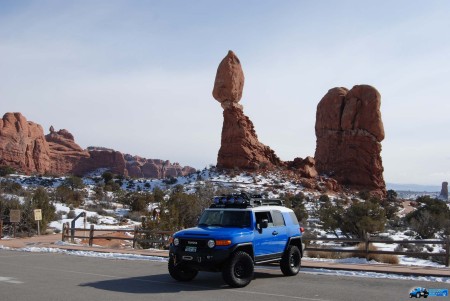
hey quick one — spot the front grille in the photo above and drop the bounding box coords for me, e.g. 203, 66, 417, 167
179, 238, 208, 249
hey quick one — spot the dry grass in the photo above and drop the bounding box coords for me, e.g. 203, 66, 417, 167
306, 250, 350, 260
306, 243, 399, 264
355, 243, 399, 264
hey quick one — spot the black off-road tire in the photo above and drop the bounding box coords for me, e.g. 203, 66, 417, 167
280, 245, 301, 276
222, 251, 254, 288
168, 256, 198, 282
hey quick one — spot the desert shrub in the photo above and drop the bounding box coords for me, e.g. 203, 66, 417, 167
163, 176, 177, 185
0, 181, 23, 194
0, 165, 15, 176
125, 211, 145, 222
67, 210, 76, 219
55, 210, 66, 220
28, 187, 55, 233
317, 199, 344, 238
405, 196, 450, 238
430, 251, 446, 265
62, 176, 84, 190
87, 215, 99, 224
340, 199, 386, 238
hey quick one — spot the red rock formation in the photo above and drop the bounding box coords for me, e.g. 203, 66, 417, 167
314, 85, 386, 195
0, 113, 51, 174
76, 149, 127, 176
213, 50, 244, 110
45, 127, 90, 175
213, 51, 282, 170
0, 112, 196, 178
287, 157, 318, 178
124, 155, 196, 178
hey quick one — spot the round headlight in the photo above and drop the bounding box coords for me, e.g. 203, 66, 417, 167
207, 239, 215, 248
173, 238, 179, 246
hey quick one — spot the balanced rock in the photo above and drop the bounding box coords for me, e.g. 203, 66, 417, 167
213, 50, 245, 110
314, 85, 386, 195
213, 51, 281, 170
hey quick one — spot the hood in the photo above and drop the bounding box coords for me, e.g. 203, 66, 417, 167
175, 226, 252, 239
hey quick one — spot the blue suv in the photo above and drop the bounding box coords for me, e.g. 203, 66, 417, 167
168, 193, 304, 287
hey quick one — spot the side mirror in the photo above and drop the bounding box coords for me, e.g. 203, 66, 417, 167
259, 219, 269, 229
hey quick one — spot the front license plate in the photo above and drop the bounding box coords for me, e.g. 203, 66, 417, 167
185, 246, 197, 252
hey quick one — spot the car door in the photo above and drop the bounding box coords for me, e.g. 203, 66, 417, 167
253, 210, 287, 258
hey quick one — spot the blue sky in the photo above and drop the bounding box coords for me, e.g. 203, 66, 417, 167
1, 1, 449, 185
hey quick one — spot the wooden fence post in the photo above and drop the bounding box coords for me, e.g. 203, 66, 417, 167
133, 226, 139, 249
446, 235, 450, 268
65, 222, 70, 242
61, 223, 66, 242
89, 225, 94, 247
364, 232, 370, 261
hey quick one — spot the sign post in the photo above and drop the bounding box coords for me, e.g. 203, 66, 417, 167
34, 209, 42, 236
10, 210, 21, 238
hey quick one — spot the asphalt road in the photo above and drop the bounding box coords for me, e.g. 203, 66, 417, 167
0, 249, 449, 301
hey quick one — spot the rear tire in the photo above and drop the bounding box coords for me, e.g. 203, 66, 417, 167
280, 245, 301, 276
168, 256, 198, 282
222, 251, 254, 288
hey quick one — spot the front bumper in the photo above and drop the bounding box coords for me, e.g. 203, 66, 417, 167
169, 245, 231, 272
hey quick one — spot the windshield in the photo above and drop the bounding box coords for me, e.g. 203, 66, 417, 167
198, 210, 251, 228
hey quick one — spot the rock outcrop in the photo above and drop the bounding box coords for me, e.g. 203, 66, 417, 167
124, 154, 196, 178
287, 157, 318, 179
439, 181, 448, 200
213, 50, 282, 170
0, 112, 196, 178
45, 127, 90, 175
314, 85, 386, 195
0, 113, 51, 174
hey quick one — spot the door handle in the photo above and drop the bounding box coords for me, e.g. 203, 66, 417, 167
272, 231, 278, 235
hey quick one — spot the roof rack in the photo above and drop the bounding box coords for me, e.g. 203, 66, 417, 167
210, 192, 284, 208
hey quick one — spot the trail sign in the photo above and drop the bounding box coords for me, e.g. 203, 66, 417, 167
10, 210, 21, 223
34, 209, 42, 221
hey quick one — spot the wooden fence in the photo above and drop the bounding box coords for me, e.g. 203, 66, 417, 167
60, 223, 450, 267
61, 223, 173, 249
304, 236, 450, 267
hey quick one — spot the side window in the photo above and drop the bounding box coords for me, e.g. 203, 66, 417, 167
255, 211, 274, 227
272, 210, 285, 226
289, 212, 299, 225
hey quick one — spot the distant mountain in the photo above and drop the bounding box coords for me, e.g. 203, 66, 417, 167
386, 183, 440, 192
